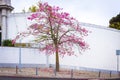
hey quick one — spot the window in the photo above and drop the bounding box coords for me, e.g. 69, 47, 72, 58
0, 25, 1, 30
0, 25, 1, 46
0, 32, 1, 46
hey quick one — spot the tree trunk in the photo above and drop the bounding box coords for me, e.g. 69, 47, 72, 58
55, 46, 59, 72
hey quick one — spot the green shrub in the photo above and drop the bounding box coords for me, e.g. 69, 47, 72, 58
2, 39, 14, 47
15, 43, 31, 48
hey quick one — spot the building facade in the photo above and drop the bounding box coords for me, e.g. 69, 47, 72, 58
0, 0, 14, 45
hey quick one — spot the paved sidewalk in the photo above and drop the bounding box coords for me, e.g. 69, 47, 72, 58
0, 67, 119, 79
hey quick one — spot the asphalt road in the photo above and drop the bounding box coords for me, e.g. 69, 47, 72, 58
0, 76, 87, 80
0, 76, 120, 80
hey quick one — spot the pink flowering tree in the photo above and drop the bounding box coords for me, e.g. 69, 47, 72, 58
13, 2, 89, 71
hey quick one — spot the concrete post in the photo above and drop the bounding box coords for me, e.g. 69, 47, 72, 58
1, 9, 7, 41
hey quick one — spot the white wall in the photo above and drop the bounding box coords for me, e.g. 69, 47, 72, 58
2, 13, 120, 71
0, 47, 47, 64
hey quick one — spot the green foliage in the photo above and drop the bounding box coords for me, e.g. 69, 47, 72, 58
28, 5, 38, 12
14, 43, 31, 48
109, 13, 120, 30
2, 39, 14, 47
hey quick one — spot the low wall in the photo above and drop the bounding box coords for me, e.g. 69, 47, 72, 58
0, 44, 119, 71
0, 47, 47, 64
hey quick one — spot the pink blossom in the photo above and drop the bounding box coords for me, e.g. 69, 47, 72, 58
14, 2, 90, 58
12, 40, 16, 44
28, 13, 39, 20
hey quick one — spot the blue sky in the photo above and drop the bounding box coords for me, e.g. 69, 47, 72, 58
11, 0, 120, 27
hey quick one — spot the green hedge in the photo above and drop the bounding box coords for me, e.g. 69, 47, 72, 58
2, 39, 32, 48
2, 39, 14, 47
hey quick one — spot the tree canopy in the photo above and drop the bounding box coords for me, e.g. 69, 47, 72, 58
109, 13, 120, 30
13, 2, 89, 71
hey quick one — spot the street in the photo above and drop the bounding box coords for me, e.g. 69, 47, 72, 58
0, 76, 87, 80
0, 76, 120, 80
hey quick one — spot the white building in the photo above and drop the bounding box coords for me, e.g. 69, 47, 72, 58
0, 0, 14, 45
0, 0, 120, 71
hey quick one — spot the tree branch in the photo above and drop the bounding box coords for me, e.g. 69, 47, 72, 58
58, 29, 74, 43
